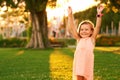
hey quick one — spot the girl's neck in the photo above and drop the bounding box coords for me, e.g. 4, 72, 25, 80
81, 37, 90, 39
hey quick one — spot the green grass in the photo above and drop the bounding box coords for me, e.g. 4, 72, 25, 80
94, 47, 120, 80
0, 47, 120, 80
0, 48, 52, 80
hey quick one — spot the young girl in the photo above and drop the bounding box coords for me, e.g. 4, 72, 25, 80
67, 5, 104, 80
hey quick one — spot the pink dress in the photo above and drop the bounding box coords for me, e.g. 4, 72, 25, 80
73, 37, 94, 80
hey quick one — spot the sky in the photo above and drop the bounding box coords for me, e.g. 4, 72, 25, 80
56, 0, 100, 12
68, 0, 99, 12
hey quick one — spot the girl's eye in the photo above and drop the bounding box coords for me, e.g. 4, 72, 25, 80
80, 29, 83, 31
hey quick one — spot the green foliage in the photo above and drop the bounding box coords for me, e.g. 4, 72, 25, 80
49, 38, 76, 47
74, 6, 120, 32
0, 34, 3, 40
74, 6, 97, 25
47, 0, 57, 8
24, 0, 48, 11
0, 38, 27, 47
50, 36, 120, 47
112, 12, 120, 27
102, 11, 113, 27
27, 25, 32, 40
0, 35, 119, 47
96, 35, 120, 46
49, 38, 67, 47
97, 0, 120, 12
0, 0, 20, 8
0, 0, 50, 12
110, 0, 120, 9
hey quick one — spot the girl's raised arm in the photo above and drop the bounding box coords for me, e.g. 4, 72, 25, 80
92, 4, 104, 39
67, 6, 80, 40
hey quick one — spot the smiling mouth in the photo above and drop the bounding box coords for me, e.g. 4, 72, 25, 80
81, 34, 87, 35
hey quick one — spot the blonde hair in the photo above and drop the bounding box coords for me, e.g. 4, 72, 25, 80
77, 20, 94, 37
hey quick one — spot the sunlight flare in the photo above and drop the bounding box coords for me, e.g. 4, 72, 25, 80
95, 47, 120, 54
16, 50, 24, 56
46, 0, 99, 22
49, 49, 73, 79
68, 0, 100, 12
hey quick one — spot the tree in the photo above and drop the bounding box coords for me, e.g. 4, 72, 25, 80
24, 0, 49, 49
96, 0, 120, 13
96, 0, 120, 31
0, 0, 57, 49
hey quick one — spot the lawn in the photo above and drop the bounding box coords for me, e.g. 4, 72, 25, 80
0, 47, 120, 80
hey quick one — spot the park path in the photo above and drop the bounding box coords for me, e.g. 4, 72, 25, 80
49, 48, 73, 80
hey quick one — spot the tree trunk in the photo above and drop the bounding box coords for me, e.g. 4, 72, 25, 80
26, 10, 50, 49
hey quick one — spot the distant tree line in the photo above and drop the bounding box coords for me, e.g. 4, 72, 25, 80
74, 6, 120, 34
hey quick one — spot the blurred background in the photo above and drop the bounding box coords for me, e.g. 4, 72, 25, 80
0, 0, 120, 48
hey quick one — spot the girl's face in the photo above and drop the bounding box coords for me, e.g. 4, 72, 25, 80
79, 24, 93, 38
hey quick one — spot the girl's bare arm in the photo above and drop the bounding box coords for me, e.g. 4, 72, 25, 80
67, 7, 80, 40
92, 4, 104, 39
92, 16, 102, 39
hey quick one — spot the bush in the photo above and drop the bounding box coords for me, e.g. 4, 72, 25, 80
0, 38, 27, 47
49, 38, 66, 47
0, 34, 3, 40
96, 35, 120, 46
49, 38, 76, 47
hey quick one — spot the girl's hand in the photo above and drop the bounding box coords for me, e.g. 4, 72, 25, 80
97, 4, 105, 14
67, 6, 73, 15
